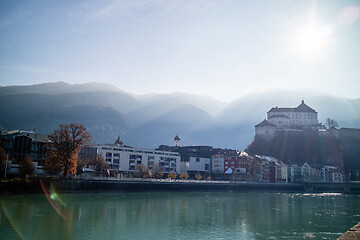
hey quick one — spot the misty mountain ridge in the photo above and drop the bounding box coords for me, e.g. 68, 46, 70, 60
0, 81, 124, 96
0, 82, 359, 149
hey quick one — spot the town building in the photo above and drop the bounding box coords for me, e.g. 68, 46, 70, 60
280, 161, 288, 183
322, 165, 344, 182
0, 129, 49, 174
211, 148, 239, 173
287, 164, 302, 182
157, 145, 212, 175
157, 135, 243, 177
254, 155, 284, 183
180, 156, 210, 175
224, 152, 252, 174
301, 163, 312, 181
211, 154, 224, 173
78, 145, 98, 163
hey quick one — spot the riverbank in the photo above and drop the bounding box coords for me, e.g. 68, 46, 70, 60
1, 178, 360, 195
338, 222, 360, 240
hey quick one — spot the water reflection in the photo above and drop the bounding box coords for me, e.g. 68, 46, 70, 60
1, 192, 359, 239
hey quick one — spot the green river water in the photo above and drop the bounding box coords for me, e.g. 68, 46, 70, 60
1, 192, 359, 239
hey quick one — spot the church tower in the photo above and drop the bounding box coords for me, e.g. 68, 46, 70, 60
114, 136, 124, 146
173, 134, 181, 147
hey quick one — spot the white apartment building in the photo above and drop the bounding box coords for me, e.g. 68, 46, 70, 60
96, 144, 180, 174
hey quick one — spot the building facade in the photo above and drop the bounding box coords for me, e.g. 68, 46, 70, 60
211, 154, 224, 173
267, 100, 318, 128
0, 130, 49, 174
224, 154, 252, 174
180, 156, 210, 174
96, 144, 180, 174
255, 100, 319, 139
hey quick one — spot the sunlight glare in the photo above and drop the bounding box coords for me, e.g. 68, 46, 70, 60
290, 20, 332, 60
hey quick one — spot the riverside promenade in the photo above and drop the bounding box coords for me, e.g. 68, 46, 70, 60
1, 177, 360, 194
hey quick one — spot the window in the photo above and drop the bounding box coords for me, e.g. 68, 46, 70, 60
196, 157, 200, 162
205, 164, 209, 171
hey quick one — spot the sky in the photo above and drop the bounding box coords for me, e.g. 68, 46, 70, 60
0, 0, 359, 102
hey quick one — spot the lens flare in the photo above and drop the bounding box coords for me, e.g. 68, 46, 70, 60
0, 201, 26, 240
40, 180, 67, 220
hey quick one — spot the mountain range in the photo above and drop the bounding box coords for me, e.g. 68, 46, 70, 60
1, 82, 359, 150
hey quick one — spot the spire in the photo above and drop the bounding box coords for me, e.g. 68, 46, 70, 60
174, 134, 181, 147
174, 134, 180, 141
301, 99, 304, 104
114, 136, 123, 146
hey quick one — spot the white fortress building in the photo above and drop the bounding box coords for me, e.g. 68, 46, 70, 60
255, 100, 319, 139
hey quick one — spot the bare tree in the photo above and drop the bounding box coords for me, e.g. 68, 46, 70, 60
326, 118, 339, 129
152, 163, 163, 178
47, 123, 92, 177
135, 163, 149, 178
19, 156, 34, 178
92, 154, 109, 172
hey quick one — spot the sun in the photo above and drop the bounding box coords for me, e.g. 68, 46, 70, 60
290, 20, 332, 59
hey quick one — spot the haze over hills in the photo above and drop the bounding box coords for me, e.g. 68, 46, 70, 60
0, 81, 124, 96
0, 82, 359, 149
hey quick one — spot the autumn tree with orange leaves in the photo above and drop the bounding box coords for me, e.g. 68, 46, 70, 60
46, 123, 91, 177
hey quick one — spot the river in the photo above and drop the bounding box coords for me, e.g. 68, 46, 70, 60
1, 192, 359, 239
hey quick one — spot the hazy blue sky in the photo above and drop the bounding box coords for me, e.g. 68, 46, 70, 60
0, 0, 359, 101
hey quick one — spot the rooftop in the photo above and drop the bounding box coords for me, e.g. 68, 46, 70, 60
268, 100, 317, 113
255, 119, 276, 127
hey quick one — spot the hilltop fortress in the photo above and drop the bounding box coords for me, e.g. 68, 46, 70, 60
255, 100, 321, 139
